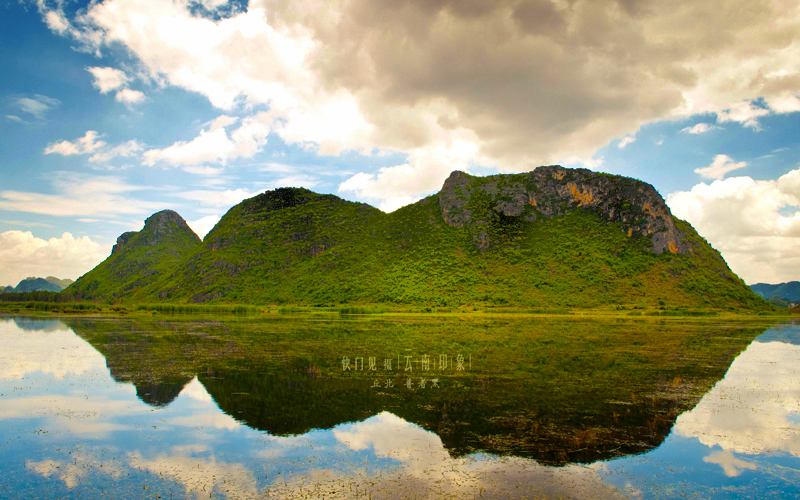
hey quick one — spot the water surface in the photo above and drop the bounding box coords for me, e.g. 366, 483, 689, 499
0, 315, 796, 498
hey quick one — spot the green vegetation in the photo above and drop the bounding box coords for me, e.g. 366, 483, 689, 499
66, 210, 201, 303
134, 303, 260, 315
61, 170, 773, 312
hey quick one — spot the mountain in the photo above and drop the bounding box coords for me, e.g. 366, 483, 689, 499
67, 210, 201, 302
44, 276, 74, 289
4, 276, 74, 293
71, 166, 769, 310
750, 281, 800, 303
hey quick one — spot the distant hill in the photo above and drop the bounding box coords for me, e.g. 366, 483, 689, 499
749, 281, 800, 304
5, 276, 74, 293
68, 166, 769, 310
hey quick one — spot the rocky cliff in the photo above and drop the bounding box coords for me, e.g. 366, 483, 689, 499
440, 166, 688, 254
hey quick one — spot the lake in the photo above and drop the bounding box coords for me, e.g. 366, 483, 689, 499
0, 314, 797, 498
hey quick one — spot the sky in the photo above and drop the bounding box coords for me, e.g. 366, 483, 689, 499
1, 0, 800, 286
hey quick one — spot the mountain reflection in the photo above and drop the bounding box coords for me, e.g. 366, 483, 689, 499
4, 315, 795, 499
62, 315, 771, 466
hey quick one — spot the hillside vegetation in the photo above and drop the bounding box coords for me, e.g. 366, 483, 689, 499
66, 166, 769, 311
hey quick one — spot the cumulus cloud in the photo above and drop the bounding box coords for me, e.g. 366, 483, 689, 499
45, 132, 145, 164
114, 88, 146, 104
38, 0, 800, 207
86, 66, 146, 105
694, 154, 748, 180
44, 130, 106, 156
0, 230, 111, 284
667, 168, 800, 283
681, 122, 719, 134
87, 66, 129, 93
143, 114, 269, 166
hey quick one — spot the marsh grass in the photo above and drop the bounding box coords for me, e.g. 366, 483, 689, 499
134, 303, 260, 315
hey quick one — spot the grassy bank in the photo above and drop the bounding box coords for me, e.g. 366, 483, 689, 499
0, 299, 791, 319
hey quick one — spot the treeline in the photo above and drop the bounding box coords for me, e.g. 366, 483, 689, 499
0, 291, 68, 303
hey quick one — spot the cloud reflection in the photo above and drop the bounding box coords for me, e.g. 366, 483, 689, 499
675, 340, 800, 468
0, 319, 107, 381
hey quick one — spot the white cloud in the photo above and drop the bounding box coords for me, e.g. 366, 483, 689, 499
13, 94, 60, 119
86, 66, 146, 105
667, 168, 800, 283
338, 140, 479, 211
43, 9, 70, 34
0, 230, 111, 285
187, 215, 219, 239
0, 173, 162, 219
114, 88, 146, 104
44, 130, 106, 156
182, 165, 224, 176
681, 122, 719, 134
768, 94, 800, 114
694, 154, 748, 180
617, 135, 635, 149
88, 140, 144, 163
266, 174, 318, 190
87, 66, 129, 93
143, 114, 269, 166
716, 101, 771, 129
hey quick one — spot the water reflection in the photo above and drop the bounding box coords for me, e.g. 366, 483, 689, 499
602, 322, 800, 498
0, 315, 797, 498
675, 331, 800, 462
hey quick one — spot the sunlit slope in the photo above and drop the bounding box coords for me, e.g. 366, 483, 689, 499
149, 167, 764, 310
67, 210, 201, 302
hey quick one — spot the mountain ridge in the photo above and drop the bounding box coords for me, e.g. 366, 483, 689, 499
67, 166, 769, 310
4, 276, 74, 293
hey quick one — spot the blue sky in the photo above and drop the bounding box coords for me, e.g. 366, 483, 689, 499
2, 0, 800, 286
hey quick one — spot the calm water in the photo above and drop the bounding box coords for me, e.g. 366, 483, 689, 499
0, 315, 797, 499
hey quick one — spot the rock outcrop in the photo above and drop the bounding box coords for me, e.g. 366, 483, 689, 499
439, 166, 689, 255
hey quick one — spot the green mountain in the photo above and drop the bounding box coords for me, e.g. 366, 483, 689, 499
6, 276, 74, 293
67, 210, 201, 302
70, 167, 769, 310
750, 281, 800, 303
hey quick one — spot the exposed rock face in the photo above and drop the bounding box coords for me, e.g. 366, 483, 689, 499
112, 232, 137, 255
439, 166, 690, 255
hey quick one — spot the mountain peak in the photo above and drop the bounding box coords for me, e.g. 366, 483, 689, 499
112, 210, 199, 255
